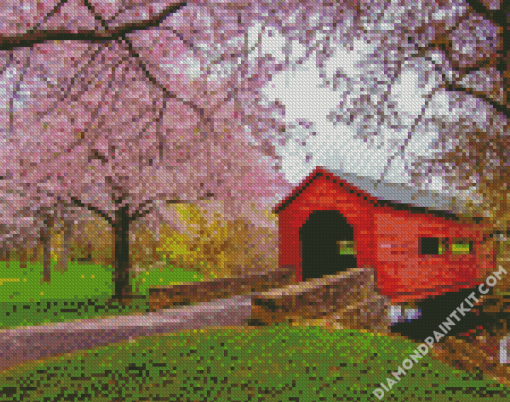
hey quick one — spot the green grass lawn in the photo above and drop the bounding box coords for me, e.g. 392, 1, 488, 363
0, 261, 509, 401
0, 260, 206, 329
0, 322, 508, 401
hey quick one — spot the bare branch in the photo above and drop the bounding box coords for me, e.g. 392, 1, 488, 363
464, 0, 510, 26
377, 84, 440, 186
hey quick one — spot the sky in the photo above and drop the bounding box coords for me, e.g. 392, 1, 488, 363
256, 25, 480, 204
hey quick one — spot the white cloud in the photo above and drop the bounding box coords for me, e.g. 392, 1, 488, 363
324, 43, 365, 79
247, 22, 264, 50
390, 70, 427, 125
260, 31, 472, 200
263, 57, 338, 124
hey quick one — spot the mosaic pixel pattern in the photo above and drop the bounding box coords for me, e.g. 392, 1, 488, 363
0, 0, 509, 400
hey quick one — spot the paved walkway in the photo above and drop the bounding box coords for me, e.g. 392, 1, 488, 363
0, 294, 253, 373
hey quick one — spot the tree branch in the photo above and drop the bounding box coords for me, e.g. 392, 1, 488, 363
376, 85, 440, 186
82, 0, 110, 32
0, 1, 187, 51
121, 36, 215, 135
444, 80, 510, 121
463, 0, 510, 26
69, 195, 113, 226
129, 199, 154, 222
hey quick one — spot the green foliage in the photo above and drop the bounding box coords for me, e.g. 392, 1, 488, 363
339, 247, 354, 255
162, 202, 279, 279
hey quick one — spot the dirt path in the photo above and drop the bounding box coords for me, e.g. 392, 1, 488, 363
0, 294, 253, 374
3, 289, 509, 389
4, 303, 509, 395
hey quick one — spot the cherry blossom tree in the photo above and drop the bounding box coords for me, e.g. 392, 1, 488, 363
254, 0, 508, 234
54, 214, 76, 274
3, 0, 507, 304
0, 0, 299, 303
416, 0, 510, 241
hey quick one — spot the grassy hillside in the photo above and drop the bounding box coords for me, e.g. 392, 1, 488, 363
0, 322, 507, 401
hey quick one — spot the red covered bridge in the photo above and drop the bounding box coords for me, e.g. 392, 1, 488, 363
273, 167, 497, 304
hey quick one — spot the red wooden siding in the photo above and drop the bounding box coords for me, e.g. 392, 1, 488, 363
275, 167, 497, 304
278, 172, 376, 282
372, 207, 489, 302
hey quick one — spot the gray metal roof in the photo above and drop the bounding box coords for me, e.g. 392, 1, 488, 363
326, 167, 458, 212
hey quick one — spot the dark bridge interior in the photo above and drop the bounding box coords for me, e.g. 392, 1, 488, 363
299, 210, 357, 281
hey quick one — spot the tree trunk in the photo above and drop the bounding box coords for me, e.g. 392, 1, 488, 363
112, 206, 133, 305
86, 242, 92, 262
40, 216, 54, 284
152, 242, 158, 265
20, 248, 27, 270
55, 218, 72, 274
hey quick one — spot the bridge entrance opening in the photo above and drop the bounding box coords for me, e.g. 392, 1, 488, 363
299, 210, 357, 281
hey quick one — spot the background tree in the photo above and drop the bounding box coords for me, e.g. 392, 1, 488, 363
0, 180, 42, 270
0, 178, 92, 283
53, 214, 77, 274
164, 202, 279, 280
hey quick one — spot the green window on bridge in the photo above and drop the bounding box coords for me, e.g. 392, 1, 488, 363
452, 239, 473, 255
337, 240, 356, 255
